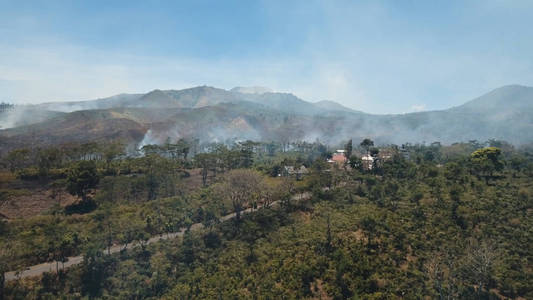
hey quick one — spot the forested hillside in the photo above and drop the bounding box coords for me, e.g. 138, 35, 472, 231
1, 139, 532, 299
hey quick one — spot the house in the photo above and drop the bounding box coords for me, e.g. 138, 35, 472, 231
378, 149, 394, 161
361, 154, 374, 170
328, 150, 348, 165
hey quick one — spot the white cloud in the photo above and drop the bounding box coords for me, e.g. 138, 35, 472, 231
0, 43, 366, 110
410, 104, 426, 112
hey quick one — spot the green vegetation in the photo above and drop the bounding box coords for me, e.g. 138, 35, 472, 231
1, 139, 532, 299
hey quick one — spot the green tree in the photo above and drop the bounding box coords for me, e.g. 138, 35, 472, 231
81, 246, 114, 297
360, 215, 377, 249
470, 147, 504, 184
349, 155, 363, 171
238, 140, 257, 168
241, 219, 262, 262
509, 155, 527, 174
360, 138, 374, 154
103, 141, 125, 171
39, 147, 65, 177
195, 153, 215, 186
141, 154, 169, 201
58, 233, 78, 270
5, 148, 31, 173
66, 160, 100, 202
370, 147, 379, 157
444, 162, 466, 184
344, 139, 353, 158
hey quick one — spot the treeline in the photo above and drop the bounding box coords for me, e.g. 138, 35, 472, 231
0, 139, 331, 187
0, 102, 14, 113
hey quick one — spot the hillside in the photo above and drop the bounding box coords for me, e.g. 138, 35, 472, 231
314, 100, 360, 113
0, 110, 147, 152
0, 107, 66, 129
1, 85, 532, 152
2, 140, 532, 299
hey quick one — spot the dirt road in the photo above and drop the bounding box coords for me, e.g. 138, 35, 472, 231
4, 192, 310, 282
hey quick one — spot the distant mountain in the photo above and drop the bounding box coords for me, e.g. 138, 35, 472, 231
38, 93, 143, 112
31, 86, 337, 115
314, 100, 360, 113
1, 84, 532, 153
450, 85, 533, 118
230, 86, 273, 94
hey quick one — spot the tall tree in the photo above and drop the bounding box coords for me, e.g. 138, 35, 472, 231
360, 138, 374, 154
176, 139, 190, 160
238, 140, 258, 168
66, 161, 100, 203
344, 139, 353, 158
195, 153, 214, 186
103, 141, 125, 170
470, 147, 504, 184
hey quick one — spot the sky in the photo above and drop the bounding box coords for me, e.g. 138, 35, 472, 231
1, 0, 532, 114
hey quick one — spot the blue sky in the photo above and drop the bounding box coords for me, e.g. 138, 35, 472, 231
1, 0, 532, 113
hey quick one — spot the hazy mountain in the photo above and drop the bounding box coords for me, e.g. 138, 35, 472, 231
314, 100, 360, 113
31, 86, 334, 115
38, 93, 144, 112
450, 85, 533, 119
1, 84, 532, 153
0, 107, 66, 129
230, 86, 273, 94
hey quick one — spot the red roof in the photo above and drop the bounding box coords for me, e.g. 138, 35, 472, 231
331, 153, 347, 163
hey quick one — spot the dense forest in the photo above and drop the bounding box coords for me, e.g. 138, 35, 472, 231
1, 138, 532, 299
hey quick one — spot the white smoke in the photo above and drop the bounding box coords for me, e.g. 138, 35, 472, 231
138, 129, 158, 149
0, 109, 22, 129
0, 107, 44, 129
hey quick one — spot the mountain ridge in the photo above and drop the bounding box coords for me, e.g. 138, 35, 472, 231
1, 84, 532, 153
30, 86, 352, 115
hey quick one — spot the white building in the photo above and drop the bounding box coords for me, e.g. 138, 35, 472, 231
361, 154, 374, 170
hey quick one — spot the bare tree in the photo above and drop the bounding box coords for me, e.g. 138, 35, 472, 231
261, 180, 279, 209
216, 169, 262, 221
424, 251, 460, 300
274, 178, 295, 209
462, 240, 498, 295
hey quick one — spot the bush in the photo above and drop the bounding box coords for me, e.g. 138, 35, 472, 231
16, 168, 40, 180
65, 198, 97, 214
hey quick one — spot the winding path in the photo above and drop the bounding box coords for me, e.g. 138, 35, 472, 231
4, 192, 309, 282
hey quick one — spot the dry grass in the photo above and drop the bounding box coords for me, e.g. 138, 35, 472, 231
0, 187, 77, 219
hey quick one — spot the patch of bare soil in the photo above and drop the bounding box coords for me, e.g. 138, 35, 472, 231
181, 168, 216, 192
0, 188, 77, 219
